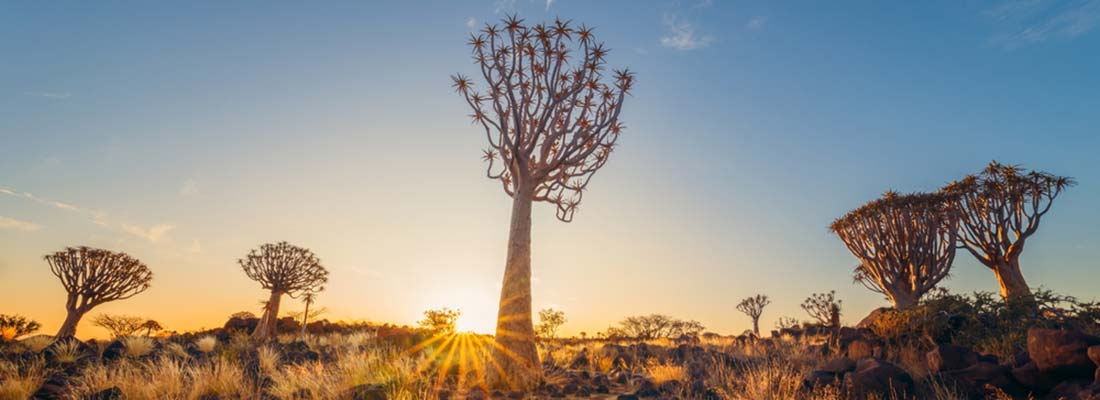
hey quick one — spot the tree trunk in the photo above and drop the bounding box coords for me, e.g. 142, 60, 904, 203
253, 290, 283, 340
300, 299, 310, 341
752, 319, 760, 336
891, 290, 919, 310
994, 257, 1031, 301
56, 309, 84, 338
487, 187, 540, 390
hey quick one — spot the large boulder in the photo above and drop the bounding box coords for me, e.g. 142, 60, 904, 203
927, 344, 980, 373
856, 307, 893, 329
847, 339, 875, 360
1028, 327, 1100, 380
1011, 360, 1059, 394
940, 362, 1025, 398
846, 358, 913, 396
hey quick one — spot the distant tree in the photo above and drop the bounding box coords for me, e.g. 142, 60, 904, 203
92, 314, 145, 338
0, 314, 41, 342
943, 161, 1074, 300
579, 331, 587, 340
831, 191, 959, 309
611, 314, 705, 340
140, 319, 163, 337
288, 289, 326, 340
736, 294, 771, 336
229, 311, 257, 320
239, 242, 329, 340
452, 16, 635, 389
775, 316, 800, 331
802, 291, 842, 327
418, 307, 461, 335
535, 308, 567, 339
45, 246, 153, 337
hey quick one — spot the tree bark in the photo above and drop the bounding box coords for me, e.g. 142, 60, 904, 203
752, 319, 760, 336
890, 290, 919, 310
488, 186, 540, 390
994, 257, 1032, 301
253, 290, 283, 340
56, 309, 84, 338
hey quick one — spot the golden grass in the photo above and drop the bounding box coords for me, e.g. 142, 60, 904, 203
18, 336, 53, 353
645, 360, 686, 384
121, 336, 155, 358
195, 335, 217, 354
50, 340, 83, 364
0, 359, 44, 400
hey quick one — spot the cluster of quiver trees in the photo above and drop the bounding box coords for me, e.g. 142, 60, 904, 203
39, 241, 327, 339
831, 161, 1074, 309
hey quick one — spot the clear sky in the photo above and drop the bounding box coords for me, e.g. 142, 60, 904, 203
2, 0, 1098, 339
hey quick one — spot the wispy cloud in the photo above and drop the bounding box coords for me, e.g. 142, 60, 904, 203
179, 178, 199, 196
0, 216, 41, 232
1, 186, 175, 244
747, 16, 768, 31
24, 91, 72, 99
545, 0, 554, 10
660, 13, 712, 50
494, 0, 517, 14
985, 0, 1100, 49
466, 17, 478, 31
121, 223, 175, 243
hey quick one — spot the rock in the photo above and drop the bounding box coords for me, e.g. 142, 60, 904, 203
846, 358, 913, 396
803, 370, 842, 389
820, 357, 856, 374
561, 382, 578, 395
1090, 345, 1100, 383
569, 347, 590, 369
1028, 327, 1100, 380
927, 344, 980, 372
101, 339, 126, 362
1012, 360, 1059, 393
616, 395, 639, 400
507, 391, 525, 399
32, 371, 70, 400
282, 341, 320, 364
466, 387, 488, 400
344, 383, 387, 400
595, 384, 610, 394
658, 380, 683, 394
856, 307, 893, 329
941, 361, 1024, 398
222, 316, 259, 332
847, 339, 874, 360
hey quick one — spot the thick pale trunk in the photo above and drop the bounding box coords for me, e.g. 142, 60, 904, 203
253, 290, 283, 340
487, 187, 540, 390
994, 257, 1031, 301
890, 290, 919, 310
56, 309, 84, 338
752, 319, 760, 336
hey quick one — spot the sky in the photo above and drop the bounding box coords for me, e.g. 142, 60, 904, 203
2, 0, 1099, 339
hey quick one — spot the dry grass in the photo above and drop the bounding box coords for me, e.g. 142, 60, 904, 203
195, 335, 217, 354
0, 359, 45, 400
645, 360, 686, 384
121, 336, 155, 358
18, 335, 53, 353
50, 340, 83, 364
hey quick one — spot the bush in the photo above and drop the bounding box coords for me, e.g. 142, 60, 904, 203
0, 315, 41, 342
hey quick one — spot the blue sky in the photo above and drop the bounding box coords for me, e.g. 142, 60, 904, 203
2, 0, 1098, 337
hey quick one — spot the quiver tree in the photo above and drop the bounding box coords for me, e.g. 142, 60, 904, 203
943, 161, 1074, 300
239, 242, 328, 340
802, 291, 841, 327
830, 191, 959, 309
736, 294, 771, 336
451, 16, 634, 389
45, 247, 153, 338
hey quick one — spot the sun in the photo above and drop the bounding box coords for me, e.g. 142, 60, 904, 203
455, 307, 496, 334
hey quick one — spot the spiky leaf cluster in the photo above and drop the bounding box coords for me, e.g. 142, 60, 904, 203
452, 16, 634, 222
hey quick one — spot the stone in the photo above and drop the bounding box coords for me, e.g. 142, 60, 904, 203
846, 358, 913, 396
941, 361, 1024, 398
569, 347, 590, 369
88, 387, 123, 400
847, 339, 874, 360
344, 384, 387, 400
820, 357, 856, 374
803, 370, 842, 389
927, 344, 980, 372
1011, 360, 1058, 393
1027, 327, 1100, 380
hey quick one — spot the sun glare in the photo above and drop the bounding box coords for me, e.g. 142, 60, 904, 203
455, 308, 496, 334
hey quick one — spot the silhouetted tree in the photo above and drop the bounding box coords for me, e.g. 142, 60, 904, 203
943, 161, 1074, 300
0, 314, 41, 342
452, 15, 634, 389
92, 314, 145, 338
775, 316, 800, 331
831, 191, 959, 309
736, 294, 771, 336
418, 307, 461, 335
610, 314, 705, 340
295, 289, 324, 340
535, 308, 567, 339
239, 242, 328, 340
802, 291, 841, 327
45, 247, 153, 338
141, 319, 163, 337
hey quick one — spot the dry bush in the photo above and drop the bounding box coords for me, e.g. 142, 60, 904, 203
195, 335, 217, 354
121, 336, 155, 358
50, 340, 84, 364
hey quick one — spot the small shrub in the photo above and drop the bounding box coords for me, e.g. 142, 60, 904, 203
195, 335, 217, 354
50, 340, 84, 364
121, 336, 155, 358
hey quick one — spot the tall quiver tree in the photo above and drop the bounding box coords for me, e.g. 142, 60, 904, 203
736, 294, 770, 336
45, 247, 153, 338
452, 16, 634, 389
943, 161, 1074, 300
830, 191, 959, 309
239, 242, 328, 340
